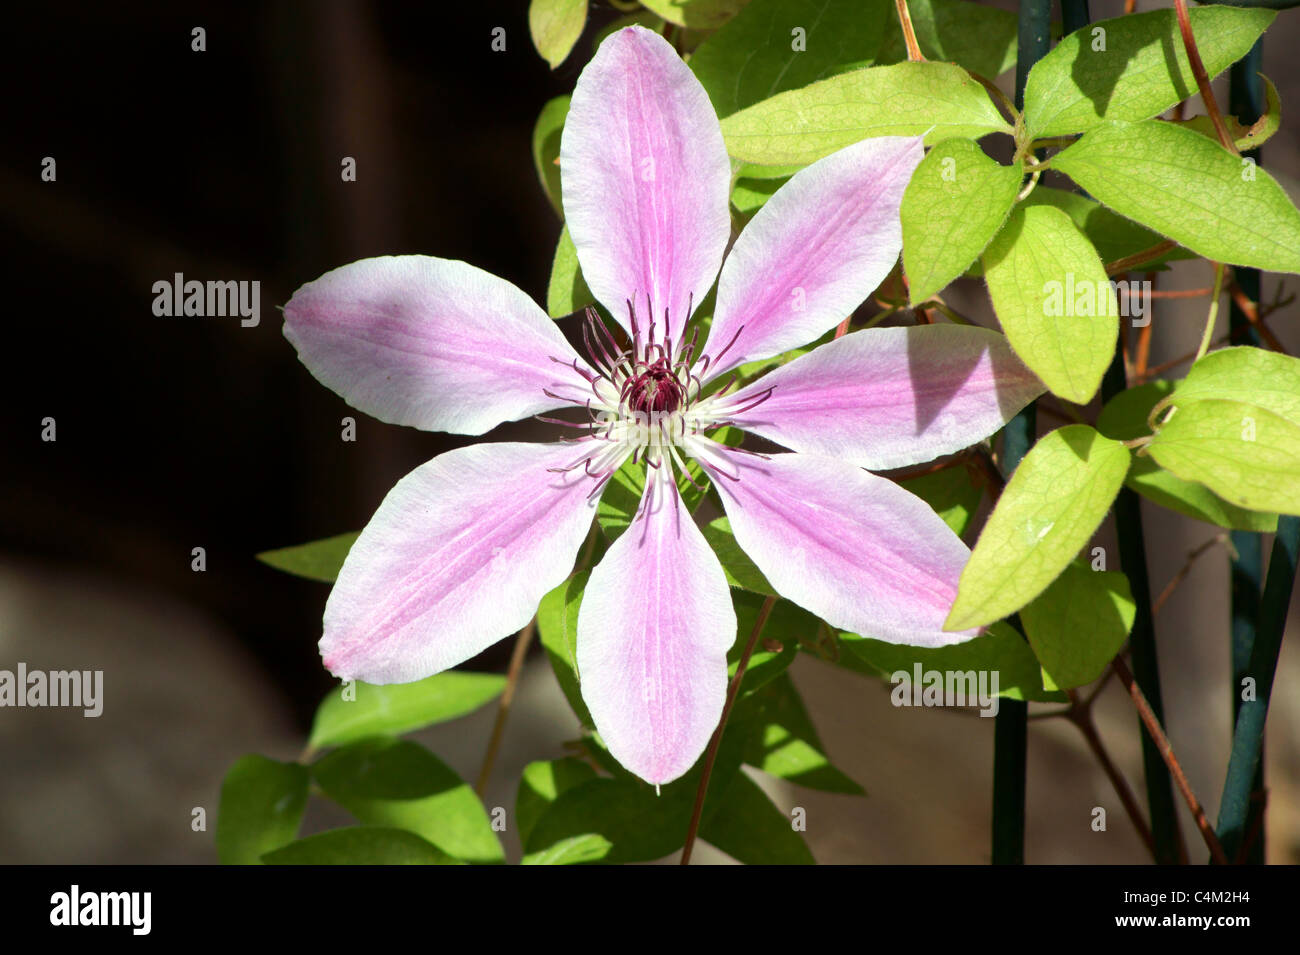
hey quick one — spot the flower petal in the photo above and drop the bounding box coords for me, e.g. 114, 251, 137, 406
701, 136, 924, 380
321, 441, 604, 684
284, 255, 592, 436
561, 25, 731, 335
690, 442, 979, 646
576, 465, 735, 785
717, 325, 1045, 470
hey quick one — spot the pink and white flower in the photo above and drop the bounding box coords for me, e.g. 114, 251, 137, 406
282, 26, 1043, 784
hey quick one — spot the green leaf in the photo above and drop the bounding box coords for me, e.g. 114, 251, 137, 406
263, 827, 459, 865
524, 777, 692, 863
529, 0, 587, 70
311, 738, 504, 863
640, 0, 751, 29
720, 61, 1011, 166
547, 225, 594, 318
876, 0, 1017, 78
515, 758, 597, 848
256, 531, 358, 582
982, 204, 1117, 404
736, 161, 806, 179
1146, 400, 1300, 516
700, 770, 815, 864
308, 671, 505, 751
840, 621, 1064, 703
947, 425, 1130, 630
744, 672, 864, 793
690, 0, 889, 118
216, 755, 309, 865
901, 138, 1021, 304
899, 463, 984, 536
536, 569, 593, 725
731, 177, 786, 225
525, 706, 757, 862
702, 517, 774, 593
521, 833, 613, 865
531, 95, 569, 215
1021, 187, 1192, 269
1019, 561, 1134, 691
1051, 120, 1300, 274
1098, 381, 1277, 532
1172, 347, 1300, 425
1023, 6, 1275, 139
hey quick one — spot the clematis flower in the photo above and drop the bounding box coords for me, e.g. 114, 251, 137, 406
282, 25, 1044, 785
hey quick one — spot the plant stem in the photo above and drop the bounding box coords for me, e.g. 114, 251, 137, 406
1225, 43, 1267, 864
1101, 353, 1187, 864
1013, 0, 1051, 114
1105, 240, 1176, 276
1192, 263, 1226, 364
1153, 534, 1230, 617
1216, 517, 1300, 862
680, 594, 778, 865
894, 0, 925, 62
475, 618, 536, 796
1112, 656, 1227, 864
1173, 0, 1239, 156
1065, 694, 1157, 859
990, 0, 1052, 867
992, 415, 1033, 865
1061, 0, 1091, 35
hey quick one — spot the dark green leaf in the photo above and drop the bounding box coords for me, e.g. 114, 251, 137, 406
311, 738, 504, 863
263, 827, 460, 865
536, 569, 593, 725
899, 463, 984, 537
691, 0, 889, 117
216, 755, 309, 865
700, 770, 815, 864
840, 621, 1065, 703
256, 531, 358, 583
744, 672, 864, 793
876, 0, 1017, 78
531, 95, 569, 215
516, 757, 598, 848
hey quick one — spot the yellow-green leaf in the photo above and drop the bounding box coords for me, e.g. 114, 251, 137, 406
902, 138, 1021, 304
1020, 561, 1134, 691
720, 61, 1011, 166
982, 204, 1117, 405
1024, 6, 1274, 139
529, 0, 588, 69
1147, 400, 1300, 516
1051, 120, 1300, 274
946, 425, 1130, 630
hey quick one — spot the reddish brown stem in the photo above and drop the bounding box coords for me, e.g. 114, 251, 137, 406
1174, 0, 1239, 156
681, 594, 778, 864
1111, 656, 1228, 864
1065, 694, 1158, 860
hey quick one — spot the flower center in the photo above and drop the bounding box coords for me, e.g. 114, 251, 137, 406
626, 358, 684, 415
543, 297, 774, 498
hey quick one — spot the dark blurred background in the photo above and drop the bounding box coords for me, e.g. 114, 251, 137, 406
1, 0, 595, 720
2, 0, 1298, 864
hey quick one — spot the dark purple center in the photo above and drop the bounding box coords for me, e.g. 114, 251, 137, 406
625, 356, 685, 415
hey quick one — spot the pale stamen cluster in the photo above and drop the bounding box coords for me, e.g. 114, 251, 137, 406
543, 298, 773, 499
